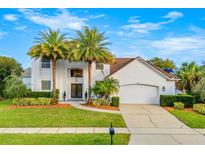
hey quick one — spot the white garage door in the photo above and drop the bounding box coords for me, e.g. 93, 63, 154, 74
119, 84, 159, 104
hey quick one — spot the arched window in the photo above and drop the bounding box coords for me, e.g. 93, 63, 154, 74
71, 69, 83, 77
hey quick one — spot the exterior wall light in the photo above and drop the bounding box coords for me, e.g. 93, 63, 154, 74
162, 86, 165, 92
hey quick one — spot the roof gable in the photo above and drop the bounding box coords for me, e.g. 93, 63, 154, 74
110, 57, 179, 80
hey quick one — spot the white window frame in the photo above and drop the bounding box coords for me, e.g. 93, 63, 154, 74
41, 80, 51, 91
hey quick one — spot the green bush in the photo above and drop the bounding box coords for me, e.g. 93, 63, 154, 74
160, 94, 194, 107
27, 89, 59, 98
92, 99, 101, 107
12, 98, 51, 106
111, 96, 120, 107
3, 75, 28, 98
173, 102, 184, 110
92, 98, 110, 106
51, 97, 58, 105
193, 104, 205, 115
0, 97, 4, 101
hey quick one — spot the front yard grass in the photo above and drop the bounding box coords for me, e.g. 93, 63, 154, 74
169, 109, 205, 128
0, 133, 130, 145
0, 100, 126, 127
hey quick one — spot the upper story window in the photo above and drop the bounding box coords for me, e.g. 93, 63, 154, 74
71, 69, 83, 77
41, 80, 51, 90
41, 58, 50, 68
96, 63, 104, 70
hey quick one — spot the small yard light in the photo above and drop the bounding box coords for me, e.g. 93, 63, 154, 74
109, 122, 115, 145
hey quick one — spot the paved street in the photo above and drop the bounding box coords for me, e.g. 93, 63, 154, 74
120, 104, 205, 145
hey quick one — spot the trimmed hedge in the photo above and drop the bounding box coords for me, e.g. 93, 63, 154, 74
27, 89, 59, 99
173, 102, 184, 110
160, 94, 194, 107
193, 104, 205, 115
111, 96, 120, 107
12, 97, 51, 106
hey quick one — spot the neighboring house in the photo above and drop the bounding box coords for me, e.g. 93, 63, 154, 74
22, 67, 31, 89
31, 56, 179, 104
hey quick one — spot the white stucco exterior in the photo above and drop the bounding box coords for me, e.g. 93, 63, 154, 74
31, 57, 178, 104
31, 58, 109, 100
110, 57, 177, 104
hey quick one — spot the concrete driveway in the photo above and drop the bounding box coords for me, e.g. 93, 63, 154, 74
120, 104, 205, 145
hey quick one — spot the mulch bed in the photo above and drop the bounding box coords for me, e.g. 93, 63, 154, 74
82, 104, 119, 111
9, 104, 72, 109
163, 107, 194, 112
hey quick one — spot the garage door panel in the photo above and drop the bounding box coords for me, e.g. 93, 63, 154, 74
119, 85, 159, 104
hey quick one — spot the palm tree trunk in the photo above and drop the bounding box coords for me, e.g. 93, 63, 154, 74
87, 61, 92, 104
52, 60, 57, 99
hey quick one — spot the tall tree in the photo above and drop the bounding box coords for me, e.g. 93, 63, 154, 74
148, 57, 176, 69
0, 56, 23, 96
28, 29, 71, 100
177, 62, 204, 94
71, 27, 114, 104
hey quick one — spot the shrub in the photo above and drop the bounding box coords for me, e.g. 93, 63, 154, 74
192, 77, 205, 102
3, 75, 28, 98
160, 94, 194, 107
51, 97, 58, 105
12, 98, 51, 106
0, 97, 4, 101
111, 96, 120, 107
92, 98, 110, 106
92, 99, 101, 107
193, 104, 205, 115
27, 89, 59, 98
173, 102, 184, 110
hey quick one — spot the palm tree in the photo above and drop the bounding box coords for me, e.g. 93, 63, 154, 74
71, 27, 114, 104
28, 29, 71, 100
177, 62, 204, 94
92, 77, 119, 100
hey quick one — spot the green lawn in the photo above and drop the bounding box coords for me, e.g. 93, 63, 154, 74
0, 133, 130, 145
169, 109, 205, 128
0, 100, 126, 127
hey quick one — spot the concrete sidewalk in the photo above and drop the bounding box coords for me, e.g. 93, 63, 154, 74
60, 101, 120, 114
0, 127, 129, 134
120, 104, 205, 145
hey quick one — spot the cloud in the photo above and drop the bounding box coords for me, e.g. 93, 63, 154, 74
87, 14, 105, 19
189, 26, 205, 35
18, 9, 87, 30
0, 31, 7, 39
150, 36, 205, 55
162, 11, 183, 21
128, 16, 140, 23
15, 25, 27, 30
121, 11, 183, 34
3, 14, 18, 21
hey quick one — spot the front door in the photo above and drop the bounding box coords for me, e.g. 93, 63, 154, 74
71, 84, 82, 98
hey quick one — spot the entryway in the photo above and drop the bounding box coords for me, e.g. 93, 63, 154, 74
71, 83, 82, 98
